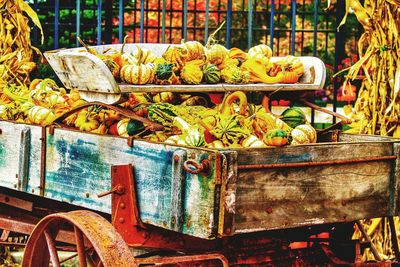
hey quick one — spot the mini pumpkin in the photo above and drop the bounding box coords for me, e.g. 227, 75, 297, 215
276, 55, 304, 78
263, 129, 288, 147
290, 124, 317, 145
248, 44, 273, 58
281, 107, 307, 128
120, 63, 155, 85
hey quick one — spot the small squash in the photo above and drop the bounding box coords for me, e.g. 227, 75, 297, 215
162, 45, 188, 71
27, 106, 56, 126
263, 129, 288, 147
117, 118, 145, 137
182, 41, 205, 61
74, 110, 100, 132
290, 124, 317, 145
181, 62, 203, 84
120, 63, 155, 85
241, 135, 266, 148
228, 47, 247, 61
276, 55, 304, 78
248, 44, 273, 59
221, 65, 250, 84
281, 107, 307, 128
281, 71, 299, 83
203, 64, 221, 84
206, 44, 228, 66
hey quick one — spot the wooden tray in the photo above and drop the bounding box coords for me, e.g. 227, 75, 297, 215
44, 44, 326, 103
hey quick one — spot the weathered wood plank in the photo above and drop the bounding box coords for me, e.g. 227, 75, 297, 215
0, 122, 42, 195
45, 128, 218, 238
234, 160, 393, 233
236, 142, 394, 166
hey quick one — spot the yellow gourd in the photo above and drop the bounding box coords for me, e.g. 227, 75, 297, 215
181, 62, 203, 84
27, 106, 56, 126
182, 41, 205, 61
248, 44, 273, 59
206, 44, 228, 66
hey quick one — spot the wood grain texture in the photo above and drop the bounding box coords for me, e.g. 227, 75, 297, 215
234, 161, 393, 233
231, 137, 400, 234
0, 122, 42, 195
235, 142, 394, 166
45, 128, 218, 238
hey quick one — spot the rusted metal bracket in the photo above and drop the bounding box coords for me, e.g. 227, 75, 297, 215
18, 127, 31, 192
170, 150, 186, 232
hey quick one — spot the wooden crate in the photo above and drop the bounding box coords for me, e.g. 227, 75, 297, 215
0, 120, 398, 239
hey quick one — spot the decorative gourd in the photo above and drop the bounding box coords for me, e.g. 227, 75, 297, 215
210, 114, 249, 146
203, 64, 221, 84
162, 45, 188, 71
241, 58, 284, 84
248, 44, 273, 59
155, 62, 174, 82
103, 58, 120, 78
221, 65, 250, 84
228, 47, 247, 61
74, 110, 100, 132
247, 53, 271, 68
27, 106, 56, 126
121, 47, 156, 65
181, 62, 203, 84
281, 71, 299, 83
182, 41, 205, 61
263, 129, 288, 147
147, 103, 178, 128
241, 135, 266, 148
290, 124, 317, 145
206, 44, 228, 66
117, 118, 145, 137
281, 107, 307, 128
276, 55, 304, 78
120, 63, 154, 85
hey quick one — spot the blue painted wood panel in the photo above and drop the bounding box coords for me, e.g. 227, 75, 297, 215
45, 128, 218, 238
0, 121, 42, 195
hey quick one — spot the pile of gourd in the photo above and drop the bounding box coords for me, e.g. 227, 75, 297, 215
82, 40, 304, 86
64, 90, 316, 148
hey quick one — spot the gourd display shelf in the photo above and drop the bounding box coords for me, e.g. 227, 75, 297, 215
44, 43, 326, 104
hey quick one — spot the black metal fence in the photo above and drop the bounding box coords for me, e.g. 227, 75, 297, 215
29, 0, 362, 126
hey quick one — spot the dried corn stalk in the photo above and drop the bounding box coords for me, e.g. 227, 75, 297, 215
342, 0, 400, 136
0, 0, 43, 90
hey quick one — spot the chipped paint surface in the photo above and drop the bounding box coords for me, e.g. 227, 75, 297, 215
45, 128, 218, 238
0, 122, 42, 194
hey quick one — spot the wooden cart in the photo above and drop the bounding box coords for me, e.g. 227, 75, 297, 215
0, 45, 398, 266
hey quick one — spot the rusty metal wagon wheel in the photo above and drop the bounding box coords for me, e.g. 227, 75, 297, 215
21, 210, 136, 267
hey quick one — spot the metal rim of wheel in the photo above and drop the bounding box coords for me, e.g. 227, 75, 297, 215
21, 210, 136, 267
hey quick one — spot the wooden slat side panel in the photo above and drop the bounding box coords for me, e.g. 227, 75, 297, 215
182, 152, 218, 238
234, 161, 392, 233
0, 122, 42, 195
339, 133, 400, 143
45, 129, 217, 238
236, 143, 394, 166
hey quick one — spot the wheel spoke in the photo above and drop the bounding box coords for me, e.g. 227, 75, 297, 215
74, 225, 88, 267
44, 230, 60, 267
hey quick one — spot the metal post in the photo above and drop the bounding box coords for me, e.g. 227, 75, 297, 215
269, 0, 275, 50
225, 0, 232, 48
97, 0, 102, 44
182, 0, 188, 41
118, 0, 124, 43
291, 0, 296, 55
247, 0, 253, 49
76, 0, 81, 47
140, 0, 145, 43
205, 0, 210, 44
54, 0, 59, 49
